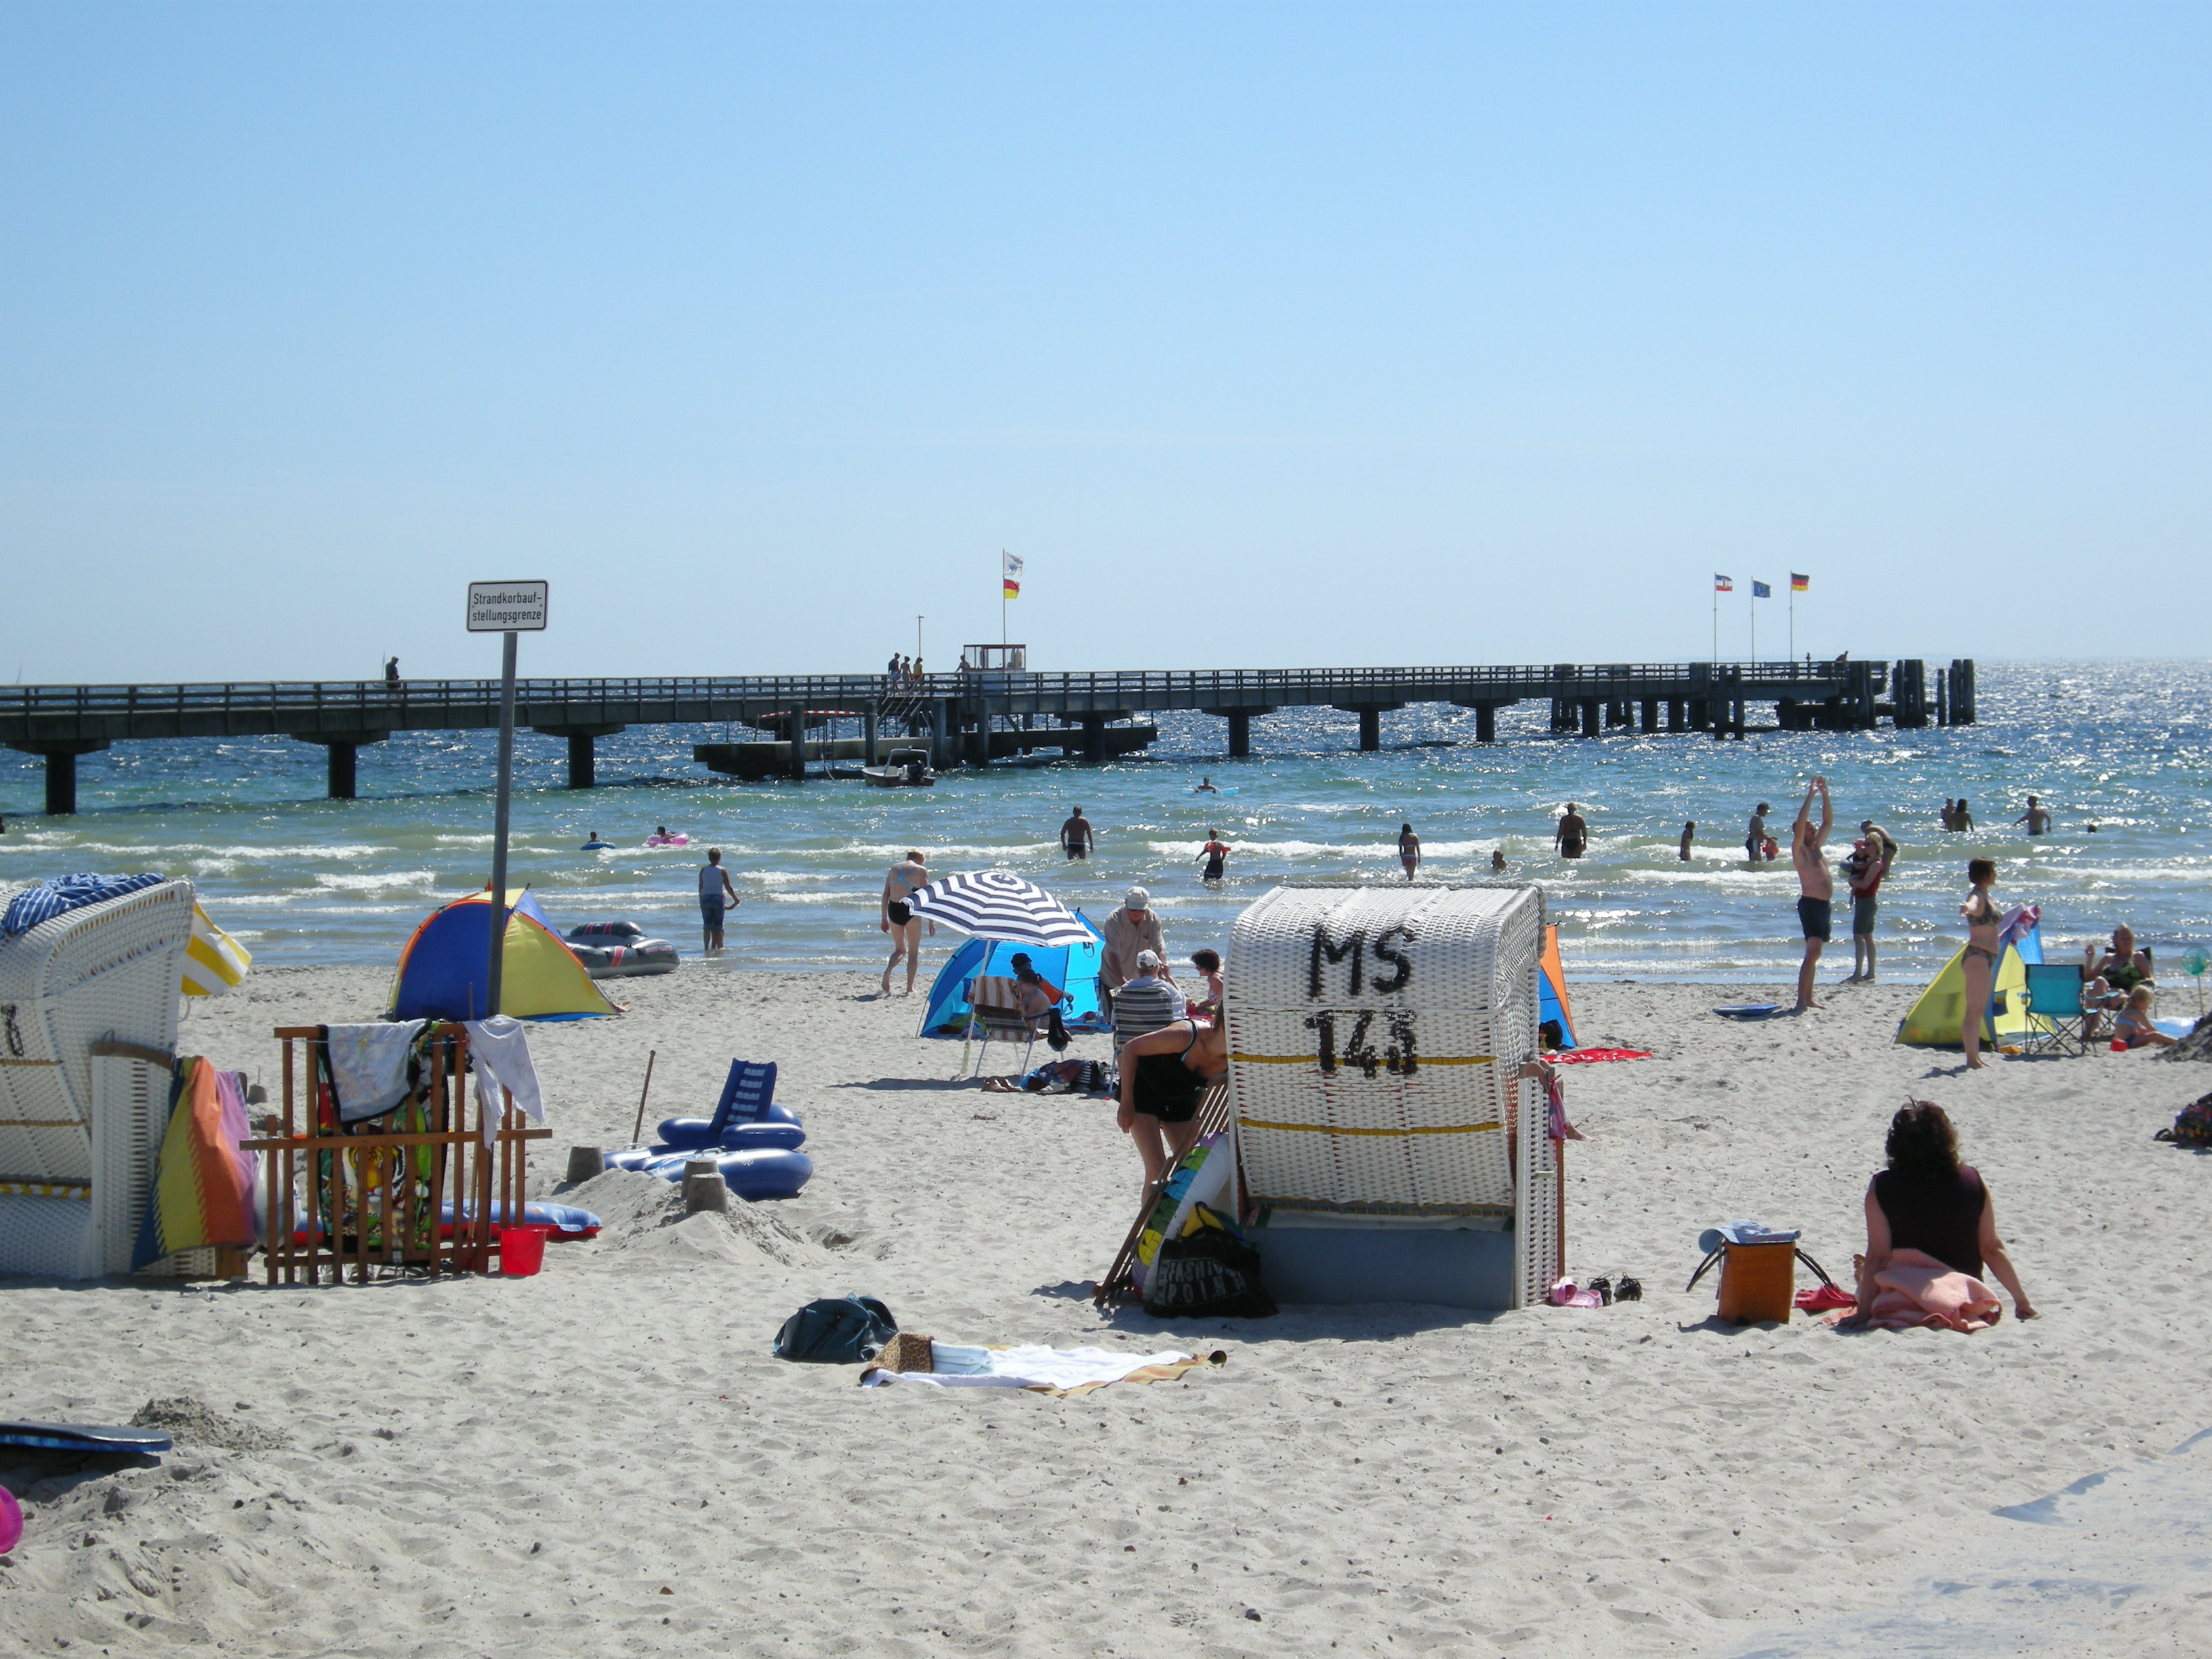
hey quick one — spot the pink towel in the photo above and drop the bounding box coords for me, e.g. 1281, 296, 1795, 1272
1866, 1247, 2003, 1332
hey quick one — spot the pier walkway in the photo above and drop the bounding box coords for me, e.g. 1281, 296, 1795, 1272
1, 657, 1975, 813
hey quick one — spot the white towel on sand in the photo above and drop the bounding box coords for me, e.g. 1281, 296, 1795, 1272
861, 1346, 1190, 1392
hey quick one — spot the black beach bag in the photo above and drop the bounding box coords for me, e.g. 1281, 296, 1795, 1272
1143, 1223, 1276, 1321
773, 1296, 898, 1362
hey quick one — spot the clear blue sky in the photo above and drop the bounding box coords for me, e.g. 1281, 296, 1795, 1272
3, 3, 2205, 682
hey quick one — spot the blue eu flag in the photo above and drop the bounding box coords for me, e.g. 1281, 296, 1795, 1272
1751, 580, 1772, 598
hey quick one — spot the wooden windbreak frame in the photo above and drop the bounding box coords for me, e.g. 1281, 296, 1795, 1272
243, 1023, 549, 1285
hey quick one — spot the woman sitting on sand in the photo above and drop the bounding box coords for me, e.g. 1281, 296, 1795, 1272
1843, 1101, 2036, 1327
1116, 1016, 1229, 1189
2112, 986, 2177, 1049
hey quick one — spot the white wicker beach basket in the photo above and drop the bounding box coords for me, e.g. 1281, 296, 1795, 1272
1227, 882, 1559, 1308
0, 878, 194, 1278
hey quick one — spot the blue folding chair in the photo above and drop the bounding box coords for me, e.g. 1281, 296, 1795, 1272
2019, 964, 2090, 1057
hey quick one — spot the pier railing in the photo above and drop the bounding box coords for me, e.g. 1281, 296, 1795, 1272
0, 658, 1861, 729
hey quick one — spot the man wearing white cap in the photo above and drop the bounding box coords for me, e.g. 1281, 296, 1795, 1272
1101, 886, 1168, 1012
1111, 949, 1187, 1051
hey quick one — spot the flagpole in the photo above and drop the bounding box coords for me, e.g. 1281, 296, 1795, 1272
1789, 586, 1795, 665
1750, 590, 1757, 664
1712, 581, 1718, 665
1000, 550, 1006, 648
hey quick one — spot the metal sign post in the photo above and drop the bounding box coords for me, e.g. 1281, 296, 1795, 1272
467, 581, 550, 1018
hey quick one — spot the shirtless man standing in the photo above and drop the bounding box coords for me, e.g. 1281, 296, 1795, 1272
1554, 802, 1589, 860
1791, 777, 1835, 1012
1060, 806, 1095, 860
2016, 796, 2052, 836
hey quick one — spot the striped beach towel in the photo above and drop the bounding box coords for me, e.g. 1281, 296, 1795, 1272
2, 872, 165, 937
182, 903, 253, 997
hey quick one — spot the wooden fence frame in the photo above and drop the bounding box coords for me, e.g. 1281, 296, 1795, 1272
241, 1023, 548, 1285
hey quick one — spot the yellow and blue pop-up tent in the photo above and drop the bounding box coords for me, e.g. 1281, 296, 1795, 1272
1896, 909, 2044, 1047
388, 889, 619, 1022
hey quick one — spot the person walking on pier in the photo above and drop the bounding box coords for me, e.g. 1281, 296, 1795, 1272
880, 849, 934, 996
698, 848, 740, 957
1790, 777, 1835, 1012
1061, 805, 1094, 860
1398, 823, 1421, 880
886, 652, 901, 679
1555, 803, 1589, 860
384, 656, 401, 689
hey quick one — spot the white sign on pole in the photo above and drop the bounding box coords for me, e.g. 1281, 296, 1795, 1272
466, 581, 550, 632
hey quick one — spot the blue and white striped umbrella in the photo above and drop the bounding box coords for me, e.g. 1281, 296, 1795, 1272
907, 869, 1092, 947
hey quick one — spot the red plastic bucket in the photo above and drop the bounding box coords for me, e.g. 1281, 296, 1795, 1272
498, 1224, 550, 1277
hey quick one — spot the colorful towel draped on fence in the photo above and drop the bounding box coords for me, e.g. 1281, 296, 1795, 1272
131, 1059, 255, 1269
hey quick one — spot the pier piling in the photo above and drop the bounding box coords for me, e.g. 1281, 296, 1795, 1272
1224, 710, 1255, 758
25, 744, 106, 815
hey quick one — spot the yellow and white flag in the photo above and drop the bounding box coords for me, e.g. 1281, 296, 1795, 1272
1002, 550, 1023, 599
181, 903, 252, 998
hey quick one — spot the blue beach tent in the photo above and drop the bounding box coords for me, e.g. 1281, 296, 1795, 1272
920, 912, 1109, 1037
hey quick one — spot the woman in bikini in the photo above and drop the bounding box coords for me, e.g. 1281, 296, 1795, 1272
1960, 857, 2002, 1068
1116, 1016, 1229, 1189
1398, 823, 1420, 881
879, 850, 935, 996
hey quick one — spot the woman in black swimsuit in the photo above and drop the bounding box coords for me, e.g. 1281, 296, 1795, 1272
1116, 1017, 1229, 1189
1959, 858, 2002, 1067
879, 851, 933, 996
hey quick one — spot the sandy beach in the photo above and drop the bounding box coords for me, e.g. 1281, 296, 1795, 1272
5, 962, 2211, 1656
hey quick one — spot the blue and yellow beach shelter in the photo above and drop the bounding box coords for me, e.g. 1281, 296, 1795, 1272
388, 889, 619, 1022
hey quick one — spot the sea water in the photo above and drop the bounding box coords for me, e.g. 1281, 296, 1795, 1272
2, 660, 2206, 988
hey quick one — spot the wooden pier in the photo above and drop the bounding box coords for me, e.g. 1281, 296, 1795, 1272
0, 657, 1975, 813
